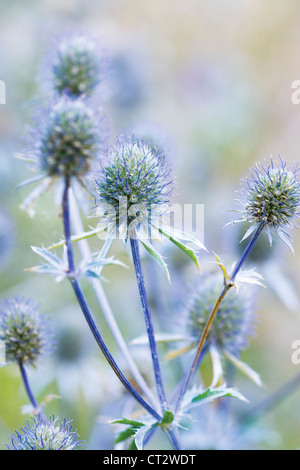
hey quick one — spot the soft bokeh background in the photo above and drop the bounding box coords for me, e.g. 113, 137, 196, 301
1, 0, 300, 450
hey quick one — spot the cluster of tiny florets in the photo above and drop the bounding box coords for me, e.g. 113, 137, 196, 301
0, 297, 54, 367
186, 275, 255, 355
239, 158, 300, 231
34, 97, 102, 179
95, 137, 173, 235
51, 35, 101, 97
5, 416, 83, 450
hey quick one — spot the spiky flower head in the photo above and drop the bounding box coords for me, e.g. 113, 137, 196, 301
5, 416, 83, 450
32, 96, 104, 180
0, 297, 54, 367
186, 275, 255, 356
47, 33, 103, 98
95, 136, 173, 238
236, 157, 300, 248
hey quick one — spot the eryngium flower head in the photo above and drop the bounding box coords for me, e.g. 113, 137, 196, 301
0, 297, 54, 367
33, 97, 102, 179
49, 34, 102, 97
95, 136, 173, 238
236, 157, 300, 247
6, 416, 83, 450
186, 275, 255, 356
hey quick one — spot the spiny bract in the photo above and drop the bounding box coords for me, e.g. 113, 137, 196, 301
0, 297, 54, 367
186, 275, 255, 356
6, 416, 83, 450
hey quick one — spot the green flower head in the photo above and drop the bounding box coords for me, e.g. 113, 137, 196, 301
0, 297, 54, 367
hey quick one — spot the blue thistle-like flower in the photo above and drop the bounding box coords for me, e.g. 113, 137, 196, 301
33, 96, 104, 180
0, 297, 54, 367
236, 157, 300, 248
95, 136, 173, 238
186, 274, 255, 356
19, 96, 108, 215
109, 52, 145, 111
43, 32, 107, 98
5, 416, 84, 450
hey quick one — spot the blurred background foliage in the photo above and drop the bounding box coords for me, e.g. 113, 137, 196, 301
1, 0, 300, 450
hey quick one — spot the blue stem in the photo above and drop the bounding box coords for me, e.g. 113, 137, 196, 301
130, 237, 167, 413
230, 222, 265, 282
170, 346, 207, 408
62, 179, 161, 422
19, 360, 39, 410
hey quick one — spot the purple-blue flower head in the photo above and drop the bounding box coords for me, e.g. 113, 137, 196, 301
5, 415, 84, 450
95, 135, 173, 236
43, 32, 107, 98
186, 274, 256, 356
236, 157, 300, 248
0, 297, 54, 367
31, 96, 106, 180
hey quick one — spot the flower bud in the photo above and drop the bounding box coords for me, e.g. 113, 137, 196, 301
35, 97, 103, 179
186, 275, 255, 356
0, 297, 54, 367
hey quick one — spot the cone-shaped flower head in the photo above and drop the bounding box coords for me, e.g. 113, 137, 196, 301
50, 34, 102, 98
186, 275, 255, 356
95, 136, 173, 238
0, 297, 54, 367
5, 416, 83, 450
34, 97, 103, 180
237, 158, 300, 247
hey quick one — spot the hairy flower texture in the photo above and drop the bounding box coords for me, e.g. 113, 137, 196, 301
43, 32, 107, 98
236, 157, 300, 248
20, 96, 108, 216
0, 297, 54, 367
6, 416, 83, 450
95, 136, 173, 239
186, 275, 255, 356
36, 97, 102, 179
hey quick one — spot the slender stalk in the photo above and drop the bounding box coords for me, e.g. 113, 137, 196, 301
175, 284, 232, 413
130, 237, 167, 413
62, 179, 161, 421
18, 360, 39, 410
175, 222, 265, 413
68, 189, 160, 412
18, 360, 48, 424
230, 222, 265, 282
165, 429, 183, 450
170, 347, 207, 408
